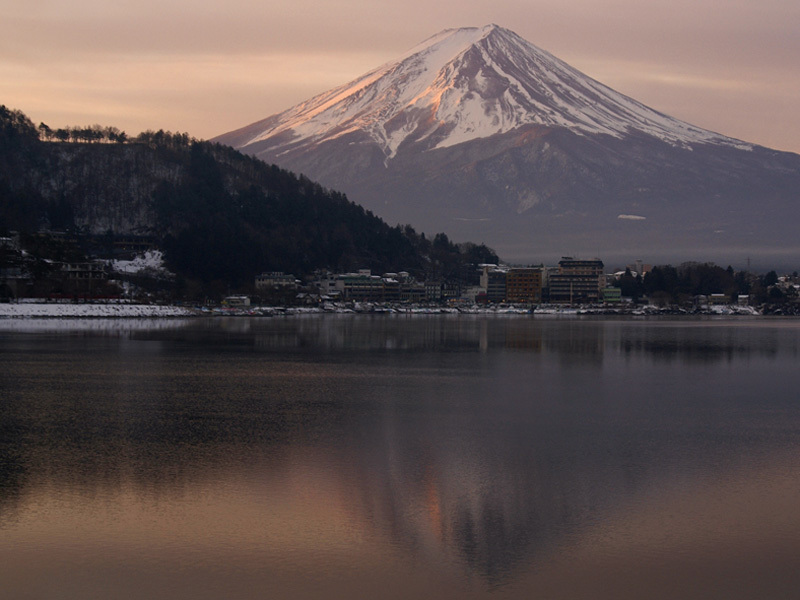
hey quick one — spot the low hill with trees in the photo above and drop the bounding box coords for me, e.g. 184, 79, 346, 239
0, 106, 498, 299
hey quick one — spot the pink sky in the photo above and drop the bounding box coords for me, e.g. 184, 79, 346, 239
2, 0, 798, 153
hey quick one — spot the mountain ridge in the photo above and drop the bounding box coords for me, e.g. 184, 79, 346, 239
220, 25, 752, 160
215, 25, 800, 268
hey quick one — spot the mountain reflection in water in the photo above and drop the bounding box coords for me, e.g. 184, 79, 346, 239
1, 316, 800, 599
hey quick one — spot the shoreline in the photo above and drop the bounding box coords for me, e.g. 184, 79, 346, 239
0, 300, 771, 319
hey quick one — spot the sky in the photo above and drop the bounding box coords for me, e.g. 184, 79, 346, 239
2, 0, 799, 154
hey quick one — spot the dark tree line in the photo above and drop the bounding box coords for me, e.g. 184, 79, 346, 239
37, 123, 128, 144
640, 262, 789, 304
36, 122, 199, 148
133, 130, 194, 150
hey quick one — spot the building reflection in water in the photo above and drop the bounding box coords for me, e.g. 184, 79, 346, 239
1, 316, 800, 598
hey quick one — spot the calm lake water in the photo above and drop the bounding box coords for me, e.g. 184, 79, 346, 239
2, 315, 800, 599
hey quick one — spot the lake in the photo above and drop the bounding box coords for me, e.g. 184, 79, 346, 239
2, 315, 800, 599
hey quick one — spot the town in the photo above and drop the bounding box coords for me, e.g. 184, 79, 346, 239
2, 231, 799, 315
249, 258, 798, 315
255, 258, 610, 306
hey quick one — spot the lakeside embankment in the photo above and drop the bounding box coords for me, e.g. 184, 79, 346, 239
0, 302, 195, 318
0, 300, 779, 319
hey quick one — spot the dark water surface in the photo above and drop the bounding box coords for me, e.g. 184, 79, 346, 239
2, 316, 800, 599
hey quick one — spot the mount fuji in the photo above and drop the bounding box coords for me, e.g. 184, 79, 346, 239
215, 25, 800, 266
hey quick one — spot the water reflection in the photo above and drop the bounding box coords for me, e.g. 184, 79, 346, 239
2, 316, 800, 598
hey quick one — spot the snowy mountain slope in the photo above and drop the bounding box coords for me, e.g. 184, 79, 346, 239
221, 24, 749, 162
215, 25, 800, 267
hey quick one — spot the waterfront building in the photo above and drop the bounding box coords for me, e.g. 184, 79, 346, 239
256, 272, 297, 291
549, 257, 605, 303
480, 265, 507, 303
424, 280, 443, 302
399, 282, 426, 303
505, 268, 542, 303
335, 271, 386, 301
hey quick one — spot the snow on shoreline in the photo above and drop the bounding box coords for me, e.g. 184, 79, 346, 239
0, 301, 763, 321
0, 302, 195, 319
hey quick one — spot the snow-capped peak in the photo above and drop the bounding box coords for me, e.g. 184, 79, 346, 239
234, 25, 751, 161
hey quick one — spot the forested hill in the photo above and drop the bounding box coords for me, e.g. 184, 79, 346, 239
0, 106, 498, 291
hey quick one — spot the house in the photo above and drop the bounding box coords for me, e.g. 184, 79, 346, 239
62, 262, 107, 281
602, 287, 622, 303
223, 295, 251, 307
460, 285, 486, 303
255, 272, 297, 291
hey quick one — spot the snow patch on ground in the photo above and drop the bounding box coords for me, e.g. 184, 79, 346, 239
112, 250, 172, 277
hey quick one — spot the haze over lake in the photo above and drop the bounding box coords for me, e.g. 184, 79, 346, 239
2, 316, 800, 599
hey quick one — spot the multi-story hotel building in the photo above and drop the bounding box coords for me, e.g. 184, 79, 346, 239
505, 268, 543, 303
548, 258, 604, 303
479, 265, 507, 303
